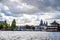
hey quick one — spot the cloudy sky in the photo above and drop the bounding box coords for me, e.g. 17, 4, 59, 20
0, 0, 60, 26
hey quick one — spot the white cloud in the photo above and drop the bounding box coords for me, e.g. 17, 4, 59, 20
3, 5, 9, 10
0, 11, 59, 26
0, 0, 60, 26
15, 14, 37, 26
17, 3, 35, 10
10, 0, 18, 2
0, 12, 15, 24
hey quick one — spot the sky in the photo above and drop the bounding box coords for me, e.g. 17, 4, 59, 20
0, 0, 60, 26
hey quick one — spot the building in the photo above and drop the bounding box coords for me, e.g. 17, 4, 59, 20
46, 21, 60, 32
35, 20, 48, 31
17, 20, 60, 32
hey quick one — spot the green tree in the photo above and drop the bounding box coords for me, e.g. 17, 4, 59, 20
11, 19, 16, 31
0, 20, 10, 30
31, 25, 35, 30
25, 25, 31, 29
0, 23, 3, 30
4, 24, 10, 30
4, 20, 9, 30
7, 24, 11, 30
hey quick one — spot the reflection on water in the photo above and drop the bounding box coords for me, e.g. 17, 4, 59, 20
0, 31, 60, 40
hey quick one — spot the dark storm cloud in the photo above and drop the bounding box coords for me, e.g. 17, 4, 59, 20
1, 0, 60, 15
0, 0, 60, 18
0, 0, 60, 15
21, 0, 60, 12
0, 0, 60, 25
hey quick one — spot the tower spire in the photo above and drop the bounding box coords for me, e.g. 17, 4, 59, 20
46, 21, 48, 26
40, 19, 43, 26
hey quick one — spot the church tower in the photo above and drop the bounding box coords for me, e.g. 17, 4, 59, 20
46, 21, 48, 26
39, 19, 43, 26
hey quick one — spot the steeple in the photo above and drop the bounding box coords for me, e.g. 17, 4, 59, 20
39, 19, 43, 26
44, 21, 46, 25
5, 20, 6, 23
39, 19, 48, 26
43, 21, 48, 26
46, 21, 48, 26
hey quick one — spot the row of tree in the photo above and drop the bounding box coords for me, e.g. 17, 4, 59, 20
0, 19, 36, 31
0, 19, 17, 31
25, 25, 35, 30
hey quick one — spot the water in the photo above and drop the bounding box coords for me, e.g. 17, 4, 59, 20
0, 31, 60, 40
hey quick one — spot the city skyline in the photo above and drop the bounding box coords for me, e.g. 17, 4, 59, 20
0, 0, 60, 26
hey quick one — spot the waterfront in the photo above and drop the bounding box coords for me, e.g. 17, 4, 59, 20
0, 31, 60, 40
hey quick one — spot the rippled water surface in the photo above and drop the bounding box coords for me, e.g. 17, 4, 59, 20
0, 31, 60, 40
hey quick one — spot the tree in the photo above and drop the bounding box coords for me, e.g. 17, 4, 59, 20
4, 20, 9, 30
25, 25, 31, 29
0, 20, 10, 30
31, 25, 35, 30
0, 23, 3, 30
11, 19, 16, 31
